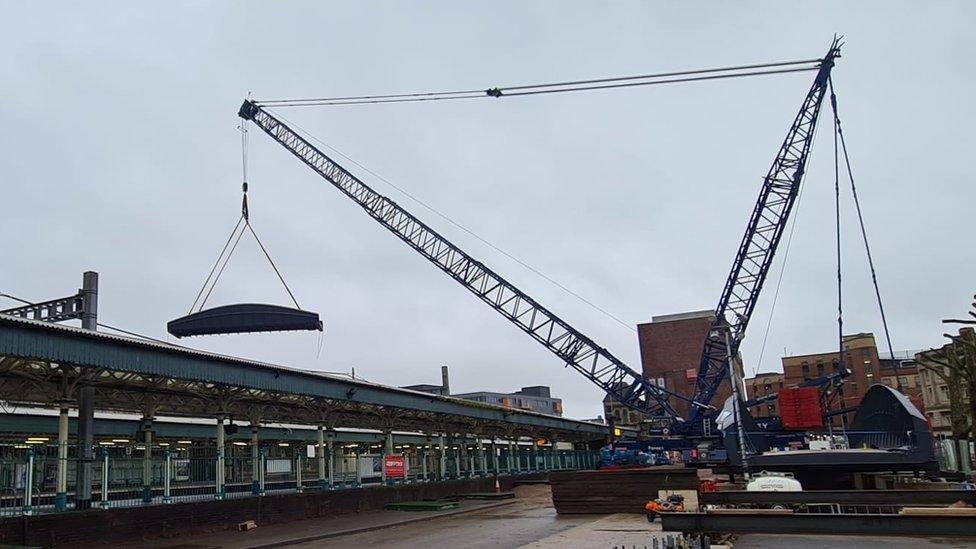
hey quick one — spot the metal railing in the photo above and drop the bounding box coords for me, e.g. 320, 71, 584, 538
0, 443, 597, 516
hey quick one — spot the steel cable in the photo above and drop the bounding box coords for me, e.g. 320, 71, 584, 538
256, 60, 821, 107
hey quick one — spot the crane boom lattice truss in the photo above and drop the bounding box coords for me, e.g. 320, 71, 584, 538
238, 101, 693, 419
688, 41, 840, 425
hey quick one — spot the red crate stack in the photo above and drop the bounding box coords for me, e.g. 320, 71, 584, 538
778, 387, 823, 429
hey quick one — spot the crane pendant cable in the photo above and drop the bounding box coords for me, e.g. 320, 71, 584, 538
168, 123, 323, 338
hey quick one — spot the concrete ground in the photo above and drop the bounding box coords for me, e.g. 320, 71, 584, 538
288, 485, 662, 549
94, 484, 976, 549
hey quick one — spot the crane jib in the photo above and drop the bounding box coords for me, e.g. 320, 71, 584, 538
686, 40, 841, 428
237, 99, 693, 419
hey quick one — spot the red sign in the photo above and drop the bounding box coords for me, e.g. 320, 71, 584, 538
384, 454, 406, 479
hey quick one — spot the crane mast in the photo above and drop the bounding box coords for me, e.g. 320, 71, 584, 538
238, 100, 696, 419
687, 40, 841, 426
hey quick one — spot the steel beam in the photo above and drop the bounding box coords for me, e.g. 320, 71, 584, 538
662, 512, 976, 537
700, 490, 976, 507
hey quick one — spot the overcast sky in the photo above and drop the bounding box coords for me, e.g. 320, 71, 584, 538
2, 2, 973, 419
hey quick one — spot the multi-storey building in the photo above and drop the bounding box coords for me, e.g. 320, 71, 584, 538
636, 310, 742, 422
744, 371, 785, 419
782, 333, 922, 427
602, 384, 646, 427
453, 386, 563, 416
403, 367, 564, 416
917, 359, 954, 434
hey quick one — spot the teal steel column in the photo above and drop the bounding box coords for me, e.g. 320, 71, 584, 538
353, 446, 362, 487
420, 446, 428, 481
336, 443, 346, 488
258, 448, 266, 495
384, 431, 394, 485
477, 439, 486, 477
142, 416, 153, 503
459, 440, 469, 478
317, 425, 326, 490
438, 435, 447, 480
491, 441, 499, 474
515, 442, 522, 474
532, 441, 539, 473
23, 448, 34, 515
551, 436, 559, 470
295, 449, 304, 493
163, 449, 173, 503
214, 417, 226, 500
99, 447, 110, 509
327, 437, 335, 490
506, 440, 514, 474
55, 405, 69, 511
454, 444, 461, 478
251, 424, 261, 495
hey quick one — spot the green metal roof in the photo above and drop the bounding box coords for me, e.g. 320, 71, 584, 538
0, 315, 609, 439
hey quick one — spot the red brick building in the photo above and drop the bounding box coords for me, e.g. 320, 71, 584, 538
634, 310, 742, 422
781, 333, 922, 427
744, 372, 785, 419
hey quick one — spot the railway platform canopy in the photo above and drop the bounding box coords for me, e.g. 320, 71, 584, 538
0, 314, 609, 442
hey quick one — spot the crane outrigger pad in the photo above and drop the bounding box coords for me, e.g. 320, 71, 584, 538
167, 303, 323, 338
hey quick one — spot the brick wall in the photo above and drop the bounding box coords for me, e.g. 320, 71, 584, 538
0, 476, 521, 548
637, 313, 717, 420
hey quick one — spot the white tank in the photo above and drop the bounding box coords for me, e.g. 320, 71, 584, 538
746, 471, 803, 491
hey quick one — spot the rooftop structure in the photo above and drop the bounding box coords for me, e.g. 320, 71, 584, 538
453, 386, 563, 416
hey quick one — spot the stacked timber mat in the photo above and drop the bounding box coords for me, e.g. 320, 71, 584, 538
385, 500, 460, 511
550, 466, 698, 514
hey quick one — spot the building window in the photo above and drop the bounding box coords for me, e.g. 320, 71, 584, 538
802, 363, 810, 375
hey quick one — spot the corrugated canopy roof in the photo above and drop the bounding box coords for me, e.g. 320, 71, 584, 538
0, 314, 607, 440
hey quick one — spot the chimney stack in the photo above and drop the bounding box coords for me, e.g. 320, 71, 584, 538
441, 365, 450, 396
